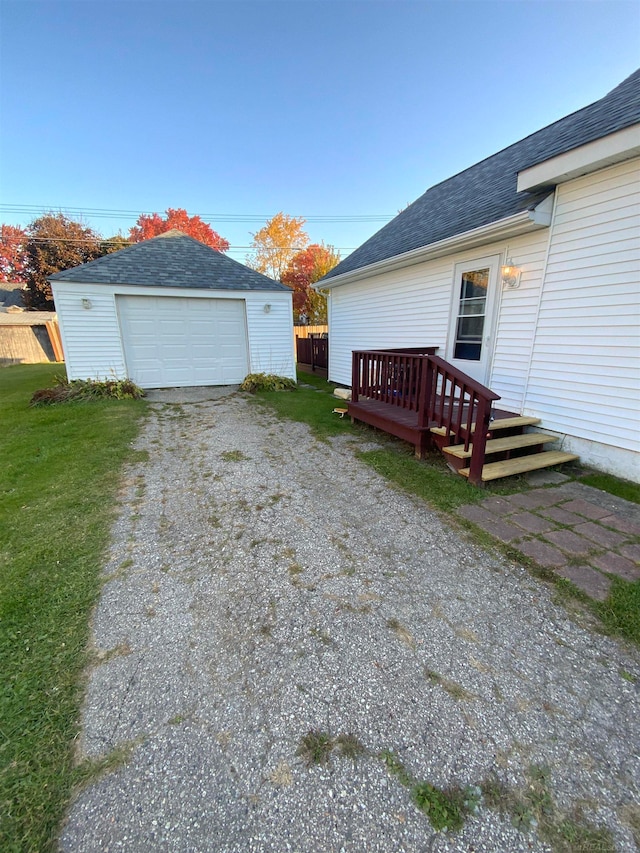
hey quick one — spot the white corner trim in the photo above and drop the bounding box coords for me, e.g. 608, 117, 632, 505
317, 205, 553, 290
517, 124, 640, 192
529, 193, 554, 226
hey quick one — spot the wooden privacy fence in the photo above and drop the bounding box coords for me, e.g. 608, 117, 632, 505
293, 324, 328, 339
295, 328, 328, 371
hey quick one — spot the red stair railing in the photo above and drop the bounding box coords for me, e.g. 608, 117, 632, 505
351, 348, 500, 485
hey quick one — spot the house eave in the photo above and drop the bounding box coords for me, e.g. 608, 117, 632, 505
317, 206, 552, 290
517, 124, 640, 192
48, 277, 290, 293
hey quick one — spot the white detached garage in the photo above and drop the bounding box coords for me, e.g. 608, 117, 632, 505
49, 230, 295, 388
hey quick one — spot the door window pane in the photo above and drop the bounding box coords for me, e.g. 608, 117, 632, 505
456, 315, 484, 339
454, 268, 489, 362
460, 270, 488, 299
459, 298, 485, 316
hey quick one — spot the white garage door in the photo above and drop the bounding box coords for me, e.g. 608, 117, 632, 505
117, 295, 249, 388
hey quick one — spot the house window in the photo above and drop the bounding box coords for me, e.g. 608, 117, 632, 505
453, 267, 489, 361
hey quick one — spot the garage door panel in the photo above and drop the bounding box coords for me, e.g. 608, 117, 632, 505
117, 295, 248, 388
191, 345, 215, 358
191, 320, 217, 334
161, 341, 190, 354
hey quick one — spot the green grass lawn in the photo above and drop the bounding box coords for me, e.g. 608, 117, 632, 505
579, 472, 640, 505
252, 371, 355, 442
253, 370, 528, 510
0, 365, 145, 851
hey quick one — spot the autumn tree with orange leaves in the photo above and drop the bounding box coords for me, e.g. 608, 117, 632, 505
129, 208, 229, 251
281, 243, 339, 323
247, 212, 309, 281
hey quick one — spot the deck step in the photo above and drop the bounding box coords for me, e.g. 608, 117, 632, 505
431, 415, 541, 438
443, 432, 557, 460
485, 416, 541, 432
459, 450, 579, 482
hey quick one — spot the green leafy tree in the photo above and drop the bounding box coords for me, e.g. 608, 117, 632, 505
247, 212, 309, 281
281, 243, 339, 323
24, 214, 103, 309
99, 234, 131, 255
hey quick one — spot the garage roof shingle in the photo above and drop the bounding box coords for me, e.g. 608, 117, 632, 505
323, 68, 640, 281
49, 230, 290, 292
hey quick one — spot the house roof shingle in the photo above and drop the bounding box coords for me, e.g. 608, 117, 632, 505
323, 69, 640, 281
49, 230, 290, 292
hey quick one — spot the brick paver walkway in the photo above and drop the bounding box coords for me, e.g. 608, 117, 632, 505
457, 480, 640, 600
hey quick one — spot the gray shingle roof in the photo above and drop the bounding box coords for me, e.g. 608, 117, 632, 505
49, 230, 289, 292
323, 69, 640, 281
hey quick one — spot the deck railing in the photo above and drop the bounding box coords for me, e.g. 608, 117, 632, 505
350, 348, 437, 413
351, 348, 500, 484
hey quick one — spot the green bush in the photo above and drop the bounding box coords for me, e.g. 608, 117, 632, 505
30, 376, 145, 405
240, 373, 296, 393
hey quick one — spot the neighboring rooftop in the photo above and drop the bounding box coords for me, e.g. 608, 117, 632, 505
0, 311, 56, 325
323, 69, 640, 281
49, 230, 290, 292
0, 285, 27, 308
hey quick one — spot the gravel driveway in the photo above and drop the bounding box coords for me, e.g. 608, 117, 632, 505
60, 391, 639, 852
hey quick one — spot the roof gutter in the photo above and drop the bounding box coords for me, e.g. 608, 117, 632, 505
316, 202, 553, 290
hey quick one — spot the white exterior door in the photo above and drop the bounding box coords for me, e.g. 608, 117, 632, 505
446, 255, 501, 385
117, 295, 249, 388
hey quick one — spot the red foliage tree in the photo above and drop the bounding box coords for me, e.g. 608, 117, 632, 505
129, 208, 229, 251
0, 224, 29, 283
281, 243, 340, 322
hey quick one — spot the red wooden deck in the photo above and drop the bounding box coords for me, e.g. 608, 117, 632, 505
348, 348, 506, 484
348, 397, 519, 453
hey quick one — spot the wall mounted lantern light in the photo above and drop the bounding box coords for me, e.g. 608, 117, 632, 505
501, 258, 521, 289
263, 303, 272, 313
81, 298, 92, 309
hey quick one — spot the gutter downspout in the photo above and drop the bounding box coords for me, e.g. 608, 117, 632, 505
520, 189, 560, 413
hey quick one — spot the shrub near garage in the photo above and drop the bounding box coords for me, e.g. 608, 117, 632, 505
240, 373, 296, 392
30, 375, 145, 405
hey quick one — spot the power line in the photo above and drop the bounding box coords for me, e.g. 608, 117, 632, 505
0, 203, 393, 224
7, 236, 359, 251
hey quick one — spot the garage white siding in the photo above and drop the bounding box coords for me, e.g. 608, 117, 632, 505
53, 287, 125, 380
117, 295, 248, 388
245, 298, 296, 377
51, 283, 295, 386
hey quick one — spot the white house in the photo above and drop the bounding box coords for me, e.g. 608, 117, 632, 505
50, 230, 296, 388
319, 70, 640, 482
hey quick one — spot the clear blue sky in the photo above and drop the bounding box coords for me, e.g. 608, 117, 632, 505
1, 0, 638, 262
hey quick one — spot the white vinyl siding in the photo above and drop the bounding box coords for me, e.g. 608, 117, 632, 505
329, 257, 452, 386
245, 298, 296, 378
524, 157, 640, 454
328, 230, 549, 402
53, 288, 125, 380
51, 283, 295, 385
326, 154, 639, 477
489, 235, 550, 412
